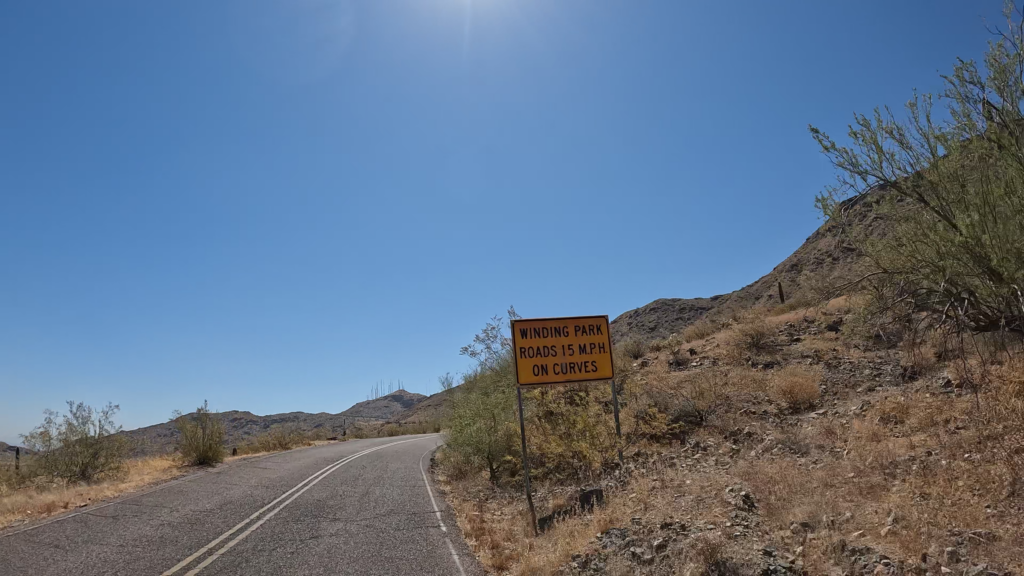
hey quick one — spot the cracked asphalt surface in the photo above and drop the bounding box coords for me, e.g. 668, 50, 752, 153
0, 435, 483, 576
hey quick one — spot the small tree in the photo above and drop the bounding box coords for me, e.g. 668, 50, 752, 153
810, 2, 1024, 337
174, 401, 225, 466
444, 308, 520, 482
22, 401, 129, 482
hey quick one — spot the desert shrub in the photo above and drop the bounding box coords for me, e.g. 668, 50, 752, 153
770, 297, 813, 316
723, 319, 776, 363
619, 338, 648, 360
683, 320, 718, 343
175, 401, 225, 466
22, 401, 129, 483
772, 366, 821, 410
645, 368, 743, 435
648, 333, 683, 353
811, 4, 1024, 337
249, 425, 309, 453
444, 359, 518, 482
736, 320, 775, 353
443, 310, 520, 483
526, 386, 618, 481
685, 533, 742, 576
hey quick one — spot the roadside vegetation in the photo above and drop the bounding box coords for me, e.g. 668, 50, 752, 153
434, 8, 1024, 574
0, 401, 187, 530
0, 399, 342, 530
174, 401, 225, 465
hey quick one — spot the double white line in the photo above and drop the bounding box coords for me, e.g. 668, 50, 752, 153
162, 437, 427, 576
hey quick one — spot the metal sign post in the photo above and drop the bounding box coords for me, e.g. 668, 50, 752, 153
516, 387, 538, 536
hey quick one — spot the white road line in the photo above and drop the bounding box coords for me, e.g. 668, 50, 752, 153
163, 436, 431, 576
419, 446, 467, 576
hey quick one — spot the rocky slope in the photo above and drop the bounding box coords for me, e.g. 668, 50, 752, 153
611, 192, 890, 343
441, 304, 1024, 575
391, 389, 452, 425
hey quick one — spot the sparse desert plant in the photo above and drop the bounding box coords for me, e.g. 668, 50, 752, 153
174, 401, 225, 466
619, 338, 649, 360
772, 365, 821, 410
686, 533, 742, 576
646, 368, 739, 432
736, 319, 775, 353
653, 332, 686, 353
21, 401, 130, 483
770, 297, 813, 316
255, 425, 304, 452
683, 320, 719, 343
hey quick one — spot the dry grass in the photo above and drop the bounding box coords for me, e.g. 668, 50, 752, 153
443, 476, 635, 575
620, 338, 649, 361
0, 456, 184, 530
771, 365, 821, 410
439, 304, 1024, 574
683, 321, 719, 343
641, 366, 768, 435
719, 319, 777, 365
440, 457, 748, 576
736, 381, 1024, 573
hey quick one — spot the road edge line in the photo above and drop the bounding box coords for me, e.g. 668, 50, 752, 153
419, 445, 467, 576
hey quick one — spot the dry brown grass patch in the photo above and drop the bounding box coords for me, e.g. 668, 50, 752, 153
0, 456, 184, 529
771, 365, 821, 410
718, 320, 777, 365
443, 475, 640, 575
683, 321, 719, 343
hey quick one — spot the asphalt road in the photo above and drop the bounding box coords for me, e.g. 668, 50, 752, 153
0, 435, 483, 576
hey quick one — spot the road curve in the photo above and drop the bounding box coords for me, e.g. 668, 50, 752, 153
0, 435, 483, 576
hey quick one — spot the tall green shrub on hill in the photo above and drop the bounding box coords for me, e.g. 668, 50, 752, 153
22, 401, 129, 482
174, 401, 225, 466
811, 2, 1024, 337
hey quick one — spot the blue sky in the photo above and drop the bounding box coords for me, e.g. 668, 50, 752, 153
0, 1, 1004, 443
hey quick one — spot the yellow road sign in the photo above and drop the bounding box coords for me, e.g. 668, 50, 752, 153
511, 315, 615, 386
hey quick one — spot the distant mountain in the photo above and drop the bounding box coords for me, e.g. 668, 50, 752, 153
340, 390, 426, 420
121, 390, 428, 456
0, 441, 29, 458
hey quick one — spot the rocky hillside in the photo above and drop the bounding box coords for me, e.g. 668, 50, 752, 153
441, 302, 1024, 575
391, 389, 452, 425
122, 390, 427, 455
611, 191, 890, 343
0, 442, 27, 458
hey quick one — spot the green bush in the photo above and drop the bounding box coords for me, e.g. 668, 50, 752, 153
811, 4, 1024, 336
175, 401, 225, 466
444, 358, 519, 482
443, 310, 520, 483
22, 401, 129, 483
